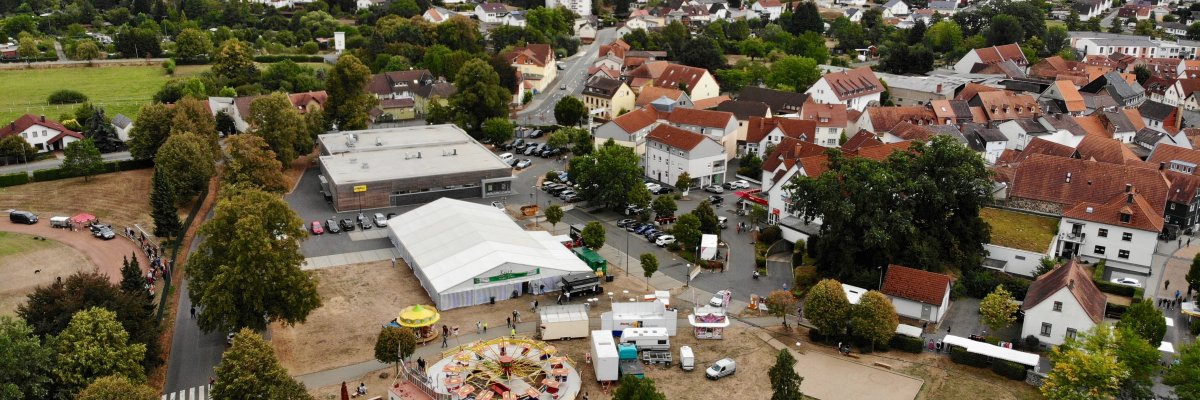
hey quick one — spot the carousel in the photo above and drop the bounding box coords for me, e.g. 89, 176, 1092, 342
427, 336, 582, 400
389, 304, 441, 344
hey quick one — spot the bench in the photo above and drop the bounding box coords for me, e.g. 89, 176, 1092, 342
873, 362, 892, 369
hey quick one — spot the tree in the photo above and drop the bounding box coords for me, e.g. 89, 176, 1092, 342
81, 105, 121, 152
675, 172, 692, 195
1190, 22, 1200, 41
768, 349, 803, 400
482, 117, 515, 144
766, 290, 798, 326
1117, 300, 1166, 347
74, 40, 102, 61
62, 138, 104, 182
1133, 65, 1152, 85
748, 204, 768, 228
1042, 324, 1157, 400
612, 375, 666, 400
374, 326, 417, 374
925, 20, 963, 53
569, 140, 642, 207
17, 35, 37, 59
150, 167, 181, 238
851, 291, 898, 350
0, 135, 36, 163
640, 253, 658, 289
672, 214, 702, 251
0, 316, 54, 400
766, 56, 820, 92
1044, 25, 1069, 55
830, 17, 866, 52
212, 39, 257, 86
985, 14, 1024, 46
155, 133, 216, 200
169, 97, 219, 156
174, 28, 213, 61
224, 135, 287, 193
214, 329, 313, 400
786, 1, 824, 34
581, 221, 606, 250
1188, 252, 1200, 294
249, 93, 306, 165
53, 307, 147, 397
545, 205, 564, 234
325, 55, 376, 131
119, 254, 145, 296
116, 28, 161, 58
740, 37, 767, 59
1066, 10, 1081, 31
652, 195, 677, 219
189, 187, 320, 333
547, 130, 571, 149
448, 58, 511, 133
127, 103, 174, 161
804, 279, 851, 339
979, 285, 1018, 332
693, 200, 719, 234
677, 36, 726, 72
554, 96, 588, 127
628, 184, 653, 221
568, 127, 595, 155
77, 375, 158, 400
1165, 342, 1200, 399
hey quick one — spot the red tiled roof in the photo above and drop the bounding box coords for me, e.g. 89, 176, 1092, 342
0, 114, 81, 141
1022, 259, 1106, 323
1075, 134, 1141, 165
1009, 154, 1169, 214
975, 91, 1041, 121
799, 101, 848, 128
881, 264, 952, 306
889, 121, 937, 142
653, 64, 712, 94
506, 44, 554, 67
819, 66, 884, 101
761, 136, 826, 173
692, 95, 731, 110
611, 107, 659, 133
666, 107, 735, 129
864, 106, 937, 132
971, 43, 1029, 66
598, 39, 630, 59
1063, 190, 1164, 232
841, 130, 882, 151
1054, 80, 1086, 113
1148, 144, 1200, 176
956, 83, 1001, 101
646, 124, 710, 151
1010, 137, 1077, 164
635, 86, 686, 107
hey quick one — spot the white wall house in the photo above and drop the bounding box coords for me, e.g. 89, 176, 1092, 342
751, 0, 783, 20
1021, 259, 1106, 346
644, 124, 727, 187
1052, 190, 1163, 275
882, 0, 909, 17
666, 108, 739, 160
806, 66, 884, 112
547, 0, 592, 16
881, 264, 953, 323
0, 114, 82, 152
593, 107, 660, 155
475, 3, 509, 24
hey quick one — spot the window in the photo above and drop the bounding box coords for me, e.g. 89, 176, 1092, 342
1122, 232, 1132, 241
1119, 250, 1130, 259
1120, 213, 1131, 223
1041, 323, 1052, 336
1066, 328, 1078, 339
1098, 228, 1108, 237
1094, 245, 1106, 255
1053, 301, 1062, 311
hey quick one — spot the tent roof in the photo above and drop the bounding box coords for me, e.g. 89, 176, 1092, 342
895, 324, 923, 338
943, 335, 1040, 367
388, 198, 592, 293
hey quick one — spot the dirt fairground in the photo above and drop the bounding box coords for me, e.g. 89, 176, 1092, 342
0, 168, 155, 229
0, 231, 89, 315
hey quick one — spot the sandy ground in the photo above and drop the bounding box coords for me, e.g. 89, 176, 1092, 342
0, 169, 155, 229
0, 218, 151, 286
0, 231, 89, 315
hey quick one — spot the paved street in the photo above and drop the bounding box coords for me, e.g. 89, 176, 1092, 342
515, 28, 616, 127
0, 150, 132, 174
162, 208, 228, 396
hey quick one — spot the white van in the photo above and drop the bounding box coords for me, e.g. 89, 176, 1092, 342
717, 216, 728, 229
498, 152, 515, 163
619, 327, 670, 351
679, 346, 695, 371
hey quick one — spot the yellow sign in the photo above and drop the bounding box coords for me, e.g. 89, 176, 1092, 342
353, 185, 368, 193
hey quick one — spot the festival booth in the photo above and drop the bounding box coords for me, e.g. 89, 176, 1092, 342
688, 305, 730, 339
895, 324, 923, 339
601, 300, 678, 336
426, 336, 581, 400
942, 335, 1040, 372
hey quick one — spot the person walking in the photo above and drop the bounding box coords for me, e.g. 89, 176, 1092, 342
441, 334, 448, 348
506, 316, 512, 328
476, 321, 482, 334
190, 306, 196, 318
1167, 280, 1172, 291
483, 322, 488, 334
511, 327, 516, 337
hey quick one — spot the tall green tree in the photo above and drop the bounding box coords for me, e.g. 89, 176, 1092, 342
979, 285, 1018, 332
82, 105, 121, 152
804, 279, 851, 339
374, 326, 417, 374
569, 140, 642, 208
554, 96, 588, 126
214, 329, 312, 400
1189, 252, 1200, 294
652, 195, 677, 219
0, 135, 36, 163
1042, 324, 1158, 400
640, 253, 658, 289
174, 28, 213, 61
212, 39, 258, 86
188, 186, 321, 333
248, 92, 305, 165
675, 172, 692, 195
612, 375, 666, 400
769, 349, 803, 400
77, 375, 158, 400
925, 20, 963, 53
155, 133, 216, 200
0, 316, 54, 400
581, 221, 606, 250
448, 58, 512, 133
544, 204, 564, 234
62, 138, 104, 182
325, 55, 376, 131
127, 103, 174, 161
150, 167, 181, 238
850, 291, 898, 350
628, 184, 653, 221
169, 97, 219, 157
677, 36, 727, 72
785, 1, 824, 34
224, 134, 287, 193
481, 117, 515, 144
53, 307, 147, 398
672, 214, 702, 251
766, 56, 819, 92
1117, 300, 1166, 347
1165, 342, 1200, 399
568, 127, 595, 155
73, 40, 102, 61
119, 254, 145, 296
693, 200, 719, 234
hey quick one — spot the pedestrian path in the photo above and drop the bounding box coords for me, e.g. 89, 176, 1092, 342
348, 229, 389, 241
161, 385, 208, 400
303, 248, 400, 270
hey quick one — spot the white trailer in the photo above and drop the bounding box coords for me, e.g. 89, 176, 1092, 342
601, 300, 678, 335
538, 304, 590, 340
700, 234, 719, 260
591, 330, 619, 382
618, 327, 670, 351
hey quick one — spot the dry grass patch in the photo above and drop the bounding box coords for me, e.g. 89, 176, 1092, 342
0, 232, 89, 315
0, 169, 154, 229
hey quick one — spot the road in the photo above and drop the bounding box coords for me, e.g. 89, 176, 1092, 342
515, 28, 617, 127
1100, 8, 1122, 29
162, 208, 228, 397
0, 150, 132, 174
53, 40, 67, 61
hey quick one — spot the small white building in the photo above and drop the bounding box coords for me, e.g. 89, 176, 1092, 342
111, 114, 134, 142
0, 114, 83, 152
751, 0, 783, 20
882, 0, 910, 16
547, 0, 592, 16
688, 305, 730, 339
1052, 189, 1163, 275
880, 264, 953, 323
601, 300, 679, 335
806, 66, 884, 112
422, 6, 455, 23
474, 2, 509, 24
1021, 259, 1106, 346
644, 124, 727, 189
665, 107, 739, 159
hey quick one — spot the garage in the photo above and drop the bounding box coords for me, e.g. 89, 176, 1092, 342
387, 198, 594, 310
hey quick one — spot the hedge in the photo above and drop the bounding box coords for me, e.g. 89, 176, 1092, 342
949, 346, 990, 368
0, 171, 31, 187
47, 89, 89, 105
253, 54, 325, 63
1093, 279, 1136, 297
0, 57, 58, 63
889, 335, 925, 353
991, 359, 1028, 380
29, 158, 152, 182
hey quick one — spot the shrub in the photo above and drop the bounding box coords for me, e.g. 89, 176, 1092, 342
950, 281, 968, 301
1093, 280, 1136, 297
808, 328, 828, 343
793, 266, 819, 290
755, 254, 766, 268
544, 171, 558, 182
991, 359, 1027, 380
666, 242, 680, 252
1191, 320, 1200, 336
0, 171, 31, 187
949, 346, 989, 368
47, 90, 88, 104
252, 54, 324, 63
792, 240, 807, 266
1092, 260, 1106, 281
1106, 302, 1129, 319
889, 335, 925, 353
1023, 335, 1040, 351
759, 226, 782, 243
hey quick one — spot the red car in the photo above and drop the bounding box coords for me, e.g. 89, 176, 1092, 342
310, 221, 324, 235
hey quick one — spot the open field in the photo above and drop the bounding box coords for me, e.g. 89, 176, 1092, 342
0, 232, 89, 315
0, 168, 155, 229
981, 207, 1059, 253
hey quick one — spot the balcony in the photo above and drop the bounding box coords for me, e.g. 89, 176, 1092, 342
1059, 231, 1086, 243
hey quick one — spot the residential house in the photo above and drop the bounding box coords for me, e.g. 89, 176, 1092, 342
635, 86, 694, 110
1040, 80, 1088, 116
882, 0, 910, 17
737, 87, 809, 116
1072, 0, 1106, 20
856, 105, 938, 133
953, 43, 1029, 75
928, 99, 974, 125
968, 91, 1042, 123
582, 77, 636, 119
960, 124, 1009, 164
666, 107, 739, 158
752, 0, 784, 20
1080, 71, 1146, 107
376, 98, 416, 121
502, 11, 528, 27
745, 117, 817, 158
594, 107, 661, 153
1163, 21, 1189, 38
844, 8, 862, 22
213, 91, 328, 133
547, 0, 592, 16
1139, 100, 1181, 133
595, 39, 631, 71
575, 19, 598, 43
714, 100, 772, 149
881, 264, 953, 323
1163, 78, 1200, 109
1007, 153, 1168, 219
364, 70, 436, 100
646, 63, 721, 101
506, 44, 557, 93
805, 66, 884, 111
111, 114, 133, 142
1029, 56, 1101, 86
0, 114, 82, 152
413, 81, 456, 116
1020, 259, 1106, 346
422, 6, 455, 24
799, 101, 850, 147
475, 3, 510, 24
644, 124, 727, 187
1054, 186, 1164, 275
927, 0, 958, 14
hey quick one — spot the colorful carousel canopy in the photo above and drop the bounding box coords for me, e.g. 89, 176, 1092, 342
397, 304, 440, 328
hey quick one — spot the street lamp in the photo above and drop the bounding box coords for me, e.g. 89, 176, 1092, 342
625, 225, 630, 277
531, 186, 539, 225
877, 265, 884, 290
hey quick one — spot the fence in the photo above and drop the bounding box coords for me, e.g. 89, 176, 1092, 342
155, 185, 210, 322
397, 361, 451, 400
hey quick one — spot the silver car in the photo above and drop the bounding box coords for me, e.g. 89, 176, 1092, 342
373, 213, 388, 227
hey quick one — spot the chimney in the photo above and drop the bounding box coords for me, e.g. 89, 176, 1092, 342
39, 115, 45, 122
1125, 183, 1132, 193
1161, 162, 1166, 170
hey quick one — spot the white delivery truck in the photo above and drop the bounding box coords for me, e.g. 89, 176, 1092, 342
538, 304, 589, 340
679, 346, 695, 371
619, 327, 670, 351
591, 330, 619, 382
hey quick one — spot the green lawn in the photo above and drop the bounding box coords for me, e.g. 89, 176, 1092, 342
981, 207, 1059, 253
0, 66, 170, 125
0, 231, 58, 259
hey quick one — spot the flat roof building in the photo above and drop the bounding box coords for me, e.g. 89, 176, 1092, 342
317, 124, 514, 211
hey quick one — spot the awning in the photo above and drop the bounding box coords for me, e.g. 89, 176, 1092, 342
942, 335, 1040, 368
895, 324, 923, 338
734, 189, 769, 206
70, 213, 96, 223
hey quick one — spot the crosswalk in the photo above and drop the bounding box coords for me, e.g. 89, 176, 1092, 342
161, 385, 208, 400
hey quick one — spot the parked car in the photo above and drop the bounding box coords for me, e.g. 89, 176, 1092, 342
709, 290, 731, 307
516, 159, 533, 169
540, 146, 559, 158
645, 182, 662, 192
498, 152, 515, 163
94, 227, 116, 240
655, 234, 676, 246
633, 224, 656, 235
653, 186, 675, 195
708, 195, 724, 205
655, 215, 677, 225
373, 213, 388, 227
356, 213, 372, 230
523, 144, 541, 156
625, 204, 645, 216
339, 218, 355, 231
1111, 277, 1142, 288
325, 219, 341, 234
529, 129, 544, 138
647, 231, 667, 242
310, 221, 324, 235
729, 180, 751, 189
512, 139, 529, 152
706, 358, 737, 380
563, 194, 583, 203
9, 210, 37, 224
704, 184, 724, 194
510, 158, 520, 167
616, 218, 637, 228
557, 190, 577, 199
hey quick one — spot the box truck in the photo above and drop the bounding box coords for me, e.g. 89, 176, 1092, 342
591, 330, 619, 382
537, 305, 589, 340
